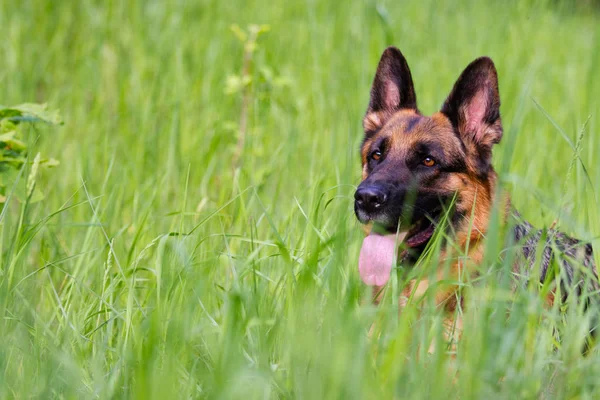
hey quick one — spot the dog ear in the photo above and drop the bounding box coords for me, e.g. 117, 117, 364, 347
441, 57, 502, 152
364, 47, 417, 134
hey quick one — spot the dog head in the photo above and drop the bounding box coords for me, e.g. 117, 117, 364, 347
355, 47, 502, 251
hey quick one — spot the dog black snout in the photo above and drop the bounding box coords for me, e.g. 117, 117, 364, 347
354, 186, 387, 210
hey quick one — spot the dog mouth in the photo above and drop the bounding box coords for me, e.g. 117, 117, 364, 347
366, 207, 441, 248
357, 212, 440, 286
404, 216, 437, 248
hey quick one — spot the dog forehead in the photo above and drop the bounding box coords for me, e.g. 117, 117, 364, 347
384, 110, 425, 135
361, 111, 459, 162
384, 111, 455, 147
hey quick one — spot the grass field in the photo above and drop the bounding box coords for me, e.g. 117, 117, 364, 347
2, 0, 600, 398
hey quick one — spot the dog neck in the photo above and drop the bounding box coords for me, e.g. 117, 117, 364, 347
453, 169, 499, 247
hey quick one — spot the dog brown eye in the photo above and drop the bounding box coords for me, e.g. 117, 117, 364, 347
371, 151, 382, 161
422, 157, 436, 167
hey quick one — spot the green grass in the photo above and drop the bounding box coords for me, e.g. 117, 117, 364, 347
1, 0, 600, 398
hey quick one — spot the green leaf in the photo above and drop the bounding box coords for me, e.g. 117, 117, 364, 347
0, 119, 17, 133
41, 158, 60, 167
0, 131, 17, 141
230, 24, 247, 42
0, 103, 63, 125
0, 131, 27, 152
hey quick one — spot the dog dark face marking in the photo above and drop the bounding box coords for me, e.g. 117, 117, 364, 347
355, 47, 502, 250
356, 111, 465, 230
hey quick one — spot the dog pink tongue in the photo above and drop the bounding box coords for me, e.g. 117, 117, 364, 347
358, 233, 398, 286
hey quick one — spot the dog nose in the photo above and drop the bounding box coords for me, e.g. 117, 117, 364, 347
355, 186, 387, 210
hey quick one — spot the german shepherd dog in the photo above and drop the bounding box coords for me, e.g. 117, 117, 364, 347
355, 47, 599, 342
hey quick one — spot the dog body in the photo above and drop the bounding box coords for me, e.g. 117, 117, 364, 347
355, 47, 598, 334
512, 211, 598, 305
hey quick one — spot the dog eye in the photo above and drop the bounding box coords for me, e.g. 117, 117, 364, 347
422, 157, 436, 167
370, 150, 382, 161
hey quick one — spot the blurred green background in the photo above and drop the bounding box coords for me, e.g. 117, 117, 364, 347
1, 0, 600, 398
